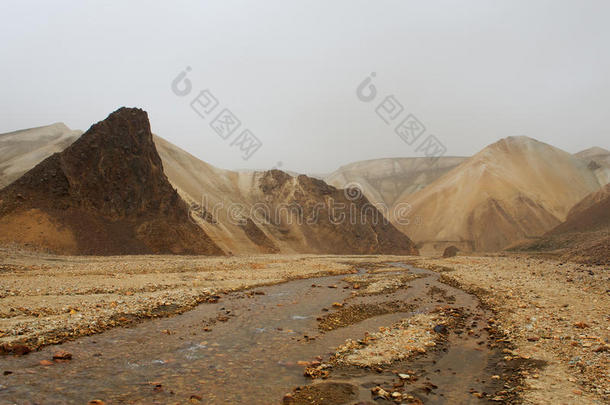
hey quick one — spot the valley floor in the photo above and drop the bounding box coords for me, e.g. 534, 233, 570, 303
409, 255, 609, 404
0, 249, 607, 404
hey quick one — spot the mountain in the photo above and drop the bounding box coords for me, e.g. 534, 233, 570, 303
564, 182, 610, 222
509, 185, 610, 265
551, 183, 610, 235
395, 136, 606, 253
0, 108, 223, 255
0, 109, 418, 256
0, 123, 82, 189
574, 146, 610, 186
325, 157, 466, 209
154, 136, 418, 255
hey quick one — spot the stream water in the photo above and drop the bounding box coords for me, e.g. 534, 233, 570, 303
0, 264, 506, 404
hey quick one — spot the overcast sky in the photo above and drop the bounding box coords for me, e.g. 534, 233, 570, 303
1, 0, 608, 173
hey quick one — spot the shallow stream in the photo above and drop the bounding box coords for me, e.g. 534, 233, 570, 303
0, 264, 506, 404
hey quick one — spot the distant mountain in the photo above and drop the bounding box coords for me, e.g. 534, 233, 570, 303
0, 108, 222, 255
0, 123, 82, 188
0, 109, 418, 256
509, 184, 610, 265
565, 182, 610, 222
155, 136, 418, 255
325, 157, 466, 209
574, 146, 610, 186
3, 115, 605, 256
395, 136, 607, 253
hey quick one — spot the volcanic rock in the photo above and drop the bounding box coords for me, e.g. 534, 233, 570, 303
0, 107, 223, 255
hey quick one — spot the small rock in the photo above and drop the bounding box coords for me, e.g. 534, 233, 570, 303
442, 246, 459, 258
433, 324, 448, 334
88, 401, 105, 405
398, 373, 410, 380
39, 360, 53, 366
0, 344, 31, 356
52, 350, 72, 360
282, 393, 294, 404
371, 386, 389, 398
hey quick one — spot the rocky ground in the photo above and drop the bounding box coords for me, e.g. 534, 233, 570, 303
0, 249, 607, 404
409, 255, 609, 404
0, 248, 408, 351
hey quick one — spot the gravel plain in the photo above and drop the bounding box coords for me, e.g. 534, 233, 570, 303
0, 248, 607, 404
411, 255, 609, 405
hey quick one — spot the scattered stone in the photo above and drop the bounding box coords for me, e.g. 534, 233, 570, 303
442, 246, 459, 258
303, 364, 330, 379
371, 386, 389, 399
39, 360, 53, 366
189, 394, 203, 403
282, 392, 294, 404
0, 343, 31, 356
52, 350, 72, 360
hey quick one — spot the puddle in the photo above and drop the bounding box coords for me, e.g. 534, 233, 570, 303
0, 263, 514, 404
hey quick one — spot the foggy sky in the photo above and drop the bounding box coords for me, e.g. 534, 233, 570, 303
1, 0, 608, 174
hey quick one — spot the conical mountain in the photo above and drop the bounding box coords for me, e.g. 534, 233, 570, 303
394, 136, 605, 252
0, 107, 223, 255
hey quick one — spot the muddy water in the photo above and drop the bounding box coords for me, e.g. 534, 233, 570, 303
0, 264, 500, 404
